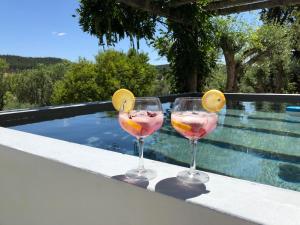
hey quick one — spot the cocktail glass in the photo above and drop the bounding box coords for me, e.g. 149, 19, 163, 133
171, 97, 218, 184
119, 97, 164, 180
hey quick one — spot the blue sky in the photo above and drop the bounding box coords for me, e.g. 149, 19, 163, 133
0, 0, 260, 65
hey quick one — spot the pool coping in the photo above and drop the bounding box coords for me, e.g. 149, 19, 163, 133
0, 127, 299, 225
0, 93, 299, 127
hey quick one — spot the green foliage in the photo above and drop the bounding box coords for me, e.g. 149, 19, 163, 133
260, 6, 298, 25
240, 24, 295, 93
10, 63, 70, 106
77, 0, 156, 46
3, 91, 35, 110
152, 7, 217, 92
0, 55, 66, 72
259, 6, 300, 93
51, 50, 158, 104
152, 64, 176, 95
77, 0, 217, 92
248, 24, 290, 54
0, 51, 163, 110
213, 16, 255, 91
51, 59, 100, 104
167, 4, 216, 92
204, 64, 226, 91
290, 58, 300, 92
0, 59, 9, 109
213, 15, 298, 93
0, 58, 9, 73
214, 16, 251, 56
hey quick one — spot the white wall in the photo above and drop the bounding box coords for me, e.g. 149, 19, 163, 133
0, 146, 255, 225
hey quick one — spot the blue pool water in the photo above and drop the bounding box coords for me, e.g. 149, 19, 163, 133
11, 101, 300, 191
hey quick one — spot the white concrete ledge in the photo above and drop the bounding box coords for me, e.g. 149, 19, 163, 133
0, 127, 299, 225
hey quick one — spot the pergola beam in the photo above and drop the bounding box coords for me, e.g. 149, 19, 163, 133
215, 0, 300, 15
169, 0, 260, 8
169, 0, 196, 7
206, 0, 265, 10
115, 0, 300, 23
117, 0, 163, 15
117, 0, 186, 24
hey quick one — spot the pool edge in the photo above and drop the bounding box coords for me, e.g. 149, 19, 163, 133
0, 127, 299, 225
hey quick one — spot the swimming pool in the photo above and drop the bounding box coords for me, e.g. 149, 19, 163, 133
11, 101, 300, 192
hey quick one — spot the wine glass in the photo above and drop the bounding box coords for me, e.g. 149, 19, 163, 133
119, 97, 164, 180
171, 97, 218, 184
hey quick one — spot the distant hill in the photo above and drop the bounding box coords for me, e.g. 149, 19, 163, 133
0, 55, 67, 72
155, 64, 170, 70
1, 54, 168, 73
155, 64, 170, 71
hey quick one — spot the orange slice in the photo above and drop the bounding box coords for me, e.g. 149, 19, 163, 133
202, 90, 226, 112
112, 89, 135, 112
121, 119, 142, 133
171, 119, 192, 132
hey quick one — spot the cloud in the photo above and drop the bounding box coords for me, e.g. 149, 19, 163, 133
52, 31, 67, 37
57, 32, 67, 36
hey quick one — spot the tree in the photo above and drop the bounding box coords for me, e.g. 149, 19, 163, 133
214, 17, 250, 92
261, 6, 300, 93
95, 49, 158, 97
214, 16, 294, 92
238, 24, 295, 93
260, 6, 298, 25
77, 0, 216, 93
153, 65, 176, 95
11, 63, 70, 106
51, 59, 100, 104
0, 59, 9, 109
204, 63, 226, 91
51, 50, 158, 104
0, 59, 8, 72
152, 7, 217, 93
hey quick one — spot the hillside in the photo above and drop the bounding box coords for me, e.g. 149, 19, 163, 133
155, 64, 170, 71
1, 54, 169, 73
0, 55, 67, 72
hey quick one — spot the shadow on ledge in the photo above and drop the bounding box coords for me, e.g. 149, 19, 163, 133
111, 175, 149, 189
155, 177, 209, 200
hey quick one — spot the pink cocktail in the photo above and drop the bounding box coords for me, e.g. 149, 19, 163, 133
171, 111, 217, 140
119, 111, 163, 138
118, 97, 163, 181
171, 97, 219, 184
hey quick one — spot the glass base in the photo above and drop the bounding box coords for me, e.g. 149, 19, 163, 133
177, 170, 209, 184
125, 168, 157, 181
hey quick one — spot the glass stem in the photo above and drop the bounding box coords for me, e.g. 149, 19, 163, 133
189, 139, 197, 175
137, 137, 145, 171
